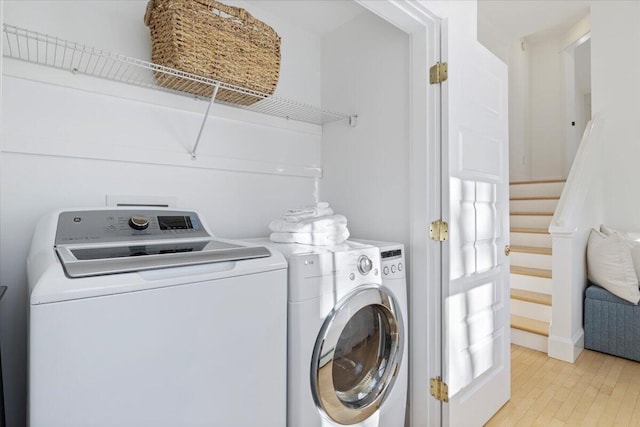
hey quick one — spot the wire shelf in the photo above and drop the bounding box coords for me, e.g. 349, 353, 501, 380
2, 24, 354, 126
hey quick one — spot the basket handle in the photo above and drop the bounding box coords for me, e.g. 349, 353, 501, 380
144, 0, 155, 27
194, 0, 276, 34
144, 0, 278, 36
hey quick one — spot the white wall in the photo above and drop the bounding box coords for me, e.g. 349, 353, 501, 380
1, 2, 328, 425
320, 12, 410, 248
527, 14, 591, 181
507, 39, 531, 181
568, 39, 591, 173
528, 34, 566, 180
560, 13, 591, 178
477, 13, 510, 63
591, 1, 640, 230
481, 12, 591, 182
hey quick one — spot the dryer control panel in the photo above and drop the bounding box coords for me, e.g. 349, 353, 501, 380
381, 247, 405, 280
55, 209, 210, 244
335, 247, 381, 285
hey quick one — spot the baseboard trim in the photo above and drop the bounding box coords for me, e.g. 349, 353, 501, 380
548, 329, 584, 363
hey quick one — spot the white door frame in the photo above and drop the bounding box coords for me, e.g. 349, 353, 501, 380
356, 2, 441, 426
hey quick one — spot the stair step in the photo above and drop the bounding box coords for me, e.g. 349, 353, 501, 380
510, 245, 552, 255
511, 315, 549, 336
511, 227, 549, 234
510, 181, 565, 198
510, 199, 559, 215
510, 196, 560, 201
512, 299, 552, 322
510, 212, 554, 216
511, 265, 552, 279
510, 273, 552, 294
511, 251, 552, 270
510, 179, 566, 185
511, 289, 552, 306
510, 232, 552, 249
511, 328, 549, 352
511, 215, 553, 229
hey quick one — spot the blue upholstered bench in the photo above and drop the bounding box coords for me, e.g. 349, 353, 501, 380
584, 283, 640, 362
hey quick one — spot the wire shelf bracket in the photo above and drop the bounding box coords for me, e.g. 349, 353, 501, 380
2, 24, 357, 159
191, 83, 220, 160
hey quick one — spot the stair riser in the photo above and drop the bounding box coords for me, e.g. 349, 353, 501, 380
511, 299, 551, 322
510, 273, 552, 294
511, 252, 552, 270
510, 199, 558, 213
510, 232, 552, 248
510, 215, 553, 229
510, 182, 564, 198
511, 328, 549, 353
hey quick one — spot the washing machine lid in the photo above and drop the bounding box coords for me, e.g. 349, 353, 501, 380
52, 208, 271, 278
56, 239, 271, 278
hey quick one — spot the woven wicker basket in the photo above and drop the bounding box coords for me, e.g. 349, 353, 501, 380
144, 0, 281, 106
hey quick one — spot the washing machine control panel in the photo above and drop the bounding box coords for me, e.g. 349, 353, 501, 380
55, 209, 210, 244
381, 248, 405, 280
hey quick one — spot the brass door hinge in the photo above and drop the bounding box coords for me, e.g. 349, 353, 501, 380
430, 220, 449, 242
429, 62, 448, 84
430, 377, 449, 402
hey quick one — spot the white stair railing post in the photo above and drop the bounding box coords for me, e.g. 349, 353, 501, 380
548, 118, 604, 362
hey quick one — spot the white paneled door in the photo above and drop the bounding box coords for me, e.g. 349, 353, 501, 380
441, 25, 510, 427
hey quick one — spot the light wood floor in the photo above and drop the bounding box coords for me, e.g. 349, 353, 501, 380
485, 345, 640, 426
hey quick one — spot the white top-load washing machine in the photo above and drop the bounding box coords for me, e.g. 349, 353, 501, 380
27, 208, 287, 427
249, 239, 408, 427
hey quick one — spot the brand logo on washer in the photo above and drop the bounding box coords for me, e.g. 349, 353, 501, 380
73, 217, 82, 223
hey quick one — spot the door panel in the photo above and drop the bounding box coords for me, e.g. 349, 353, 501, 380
442, 24, 510, 427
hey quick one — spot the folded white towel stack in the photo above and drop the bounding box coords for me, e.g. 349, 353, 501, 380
269, 214, 347, 233
282, 205, 334, 222
270, 229, 350, 246
270, 203, 350, 246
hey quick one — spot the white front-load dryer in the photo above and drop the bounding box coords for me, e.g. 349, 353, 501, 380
353, 239, 408, 425
251, 239, 407, 427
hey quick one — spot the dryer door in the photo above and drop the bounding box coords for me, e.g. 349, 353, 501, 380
311, 285, 403, 425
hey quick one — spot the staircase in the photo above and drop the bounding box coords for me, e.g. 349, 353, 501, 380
509, 179, 565, 353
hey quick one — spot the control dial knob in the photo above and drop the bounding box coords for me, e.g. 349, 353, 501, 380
129, 215, 150, 231
357, 255, 373, 275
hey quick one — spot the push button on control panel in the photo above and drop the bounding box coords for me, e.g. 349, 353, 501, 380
382, 261, 404, 278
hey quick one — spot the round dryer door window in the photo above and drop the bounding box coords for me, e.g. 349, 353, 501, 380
311, 286, 403, 425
